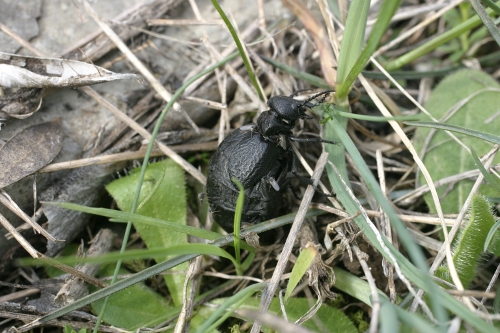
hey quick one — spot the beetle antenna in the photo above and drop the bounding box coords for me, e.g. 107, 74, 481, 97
305, 90, 335, 103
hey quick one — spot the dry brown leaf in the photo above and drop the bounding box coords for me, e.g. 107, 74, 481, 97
0, 52, 141, 119
0, 119, 63, 188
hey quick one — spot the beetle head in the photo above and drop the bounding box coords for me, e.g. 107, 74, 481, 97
267, 90, 334, 122
267, 96, 311, 122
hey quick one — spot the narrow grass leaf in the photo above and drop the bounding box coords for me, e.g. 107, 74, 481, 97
379, 298, 399, 333
232, 177, 244, 268
336, 0, 402, 99
211, 0, 264, 100
23, 244, 239, 269
482, 0, 500, 14
194, 282, 266, 333
392, 301, 444, 333
336, 0, 370, 87
284, 246, 317, 302
326, 104, 423, 122
41, 201, 220, 240
408, 121, 500, 145
332, 267, 386, 306
485, 219, 500, 252
384, 4, 498, 70
470, 0, 500, 47
470, 147, 500, 194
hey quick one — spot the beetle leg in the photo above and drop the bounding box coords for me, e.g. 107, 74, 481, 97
289, 136, 338, 145
290, 151, 334, 197
265, 176, 281, 191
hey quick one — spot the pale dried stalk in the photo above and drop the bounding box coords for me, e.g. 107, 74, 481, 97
352, 244, 380, 333
313, 203, 457, 226
147, 19, 223, 26
0, 212, 39, 258
250, 152, 329, 333
376, 150, 396, 302
0, 190, 56, 242
36, 142, 217, 174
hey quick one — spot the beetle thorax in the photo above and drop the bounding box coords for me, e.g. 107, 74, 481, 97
256, 111, 294, 137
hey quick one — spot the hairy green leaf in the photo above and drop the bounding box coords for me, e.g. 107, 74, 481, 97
106, 159, 187, 306
412, 69, 500, 214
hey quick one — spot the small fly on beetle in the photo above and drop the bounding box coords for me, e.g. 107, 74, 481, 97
205, 90, 336, 234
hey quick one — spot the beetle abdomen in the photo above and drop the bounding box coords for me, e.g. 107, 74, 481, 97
206, 128, 288, 232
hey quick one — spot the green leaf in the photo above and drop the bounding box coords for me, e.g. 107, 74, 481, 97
284, 246, 317, 302
412, 69, 500, 214
63, 324, 86, 333
91, 264, 172, 330
195, 283, 266, 333
106, 159, 188, 306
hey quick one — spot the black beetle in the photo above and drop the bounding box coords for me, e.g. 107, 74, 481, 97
206, 90, 335, 233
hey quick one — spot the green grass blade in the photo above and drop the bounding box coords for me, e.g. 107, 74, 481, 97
336, 0, 370, 87
194, 283, 266, 333
483, 0, 500, 14
470, 148, 500, 194
231, 177, 245, 270
485, 219, 500, 252
470, 0, 500, 47
379, 298, 399, 333
391, 301, 444, 333
211, 0, 264, 100
336, 0, 402, 99
326, 104, 423, 122
41, 202, 221, 240
385, 4, 499, 71
406, 121, 500, 145
21, 244, 239, 270
284, 246, 317, 302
